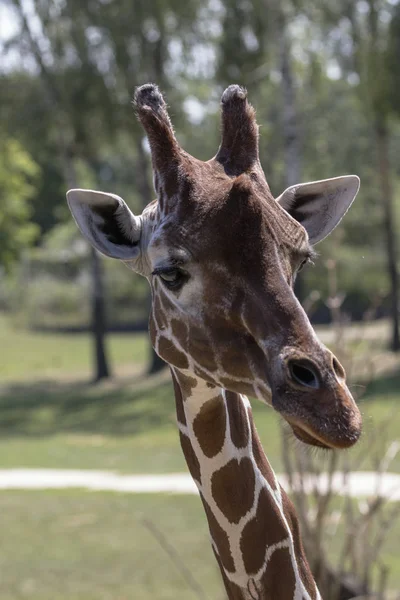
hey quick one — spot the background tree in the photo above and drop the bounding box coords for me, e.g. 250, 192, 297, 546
4, 0, 205, 377
0, 136, 40, 272
8, 0, 113, 381
311, 0, 400, 349
2, 0, 400, 361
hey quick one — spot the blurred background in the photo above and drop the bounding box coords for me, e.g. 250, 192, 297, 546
1, 0, 400, 598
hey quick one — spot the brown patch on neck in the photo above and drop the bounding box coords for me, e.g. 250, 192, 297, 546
201, 496, 235, 573
171, 369, 186, 426
250, 419, 276, 486
211, 457, 255, 524
240, 487, 289, 575
281, 492, 317, 599
174, 370, 197, 398
179, 432, 201, 484
193, 396, 226, 458
259, 546, 297, 599
212, 548, 245, 600
225, 391, 249, 449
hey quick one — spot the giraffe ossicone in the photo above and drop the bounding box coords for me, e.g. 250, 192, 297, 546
67, 83, 362, 599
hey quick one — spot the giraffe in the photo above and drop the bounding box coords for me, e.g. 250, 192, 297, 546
66, 83, 362, 599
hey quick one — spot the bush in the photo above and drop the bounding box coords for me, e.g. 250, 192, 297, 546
5, 249, 150, 331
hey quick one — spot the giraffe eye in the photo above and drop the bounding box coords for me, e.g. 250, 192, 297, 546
298, 259, 308, 272
156, 268, 187, 290
297, 249, 317, 273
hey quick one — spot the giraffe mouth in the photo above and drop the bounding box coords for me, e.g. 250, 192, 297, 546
289, 423, 332, 450
271, 352, 362, 450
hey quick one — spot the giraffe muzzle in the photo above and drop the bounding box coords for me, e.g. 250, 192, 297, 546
269, 349, 362, 450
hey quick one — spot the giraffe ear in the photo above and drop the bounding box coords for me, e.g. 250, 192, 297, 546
276, 175, 360, 245
67, 189, 142, 260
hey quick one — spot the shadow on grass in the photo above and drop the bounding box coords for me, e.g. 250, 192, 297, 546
362, 368, 400, 401
0, 372, 175, 438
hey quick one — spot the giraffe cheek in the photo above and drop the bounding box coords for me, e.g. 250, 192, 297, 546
149, 314, 157, 348
158, 335, 189, 369
219, 346, 254, 380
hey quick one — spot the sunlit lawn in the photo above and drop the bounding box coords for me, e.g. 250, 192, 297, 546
0, 315, 148, 382
0, 363, 399, 475
0, 369, 283, 473
0, 316, 400, 596
0, 490, 225, 600
0, 314, 399, 475
0, 489, 399, 599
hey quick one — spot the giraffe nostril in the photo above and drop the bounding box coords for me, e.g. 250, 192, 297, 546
332, 356, 345, 379
288, 359, 320, 390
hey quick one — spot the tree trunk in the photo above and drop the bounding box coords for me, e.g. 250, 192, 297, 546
375, 118, 400, 351
311, 559, 369, 600
136, 138, 166, 374
280, 28, 300, 189
12, 0, 112, 378
64, 154, 111, 383
90, 246, 111, 381
280, 20, 305, 303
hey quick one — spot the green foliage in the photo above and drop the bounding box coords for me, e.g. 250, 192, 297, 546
0, 488, 399, 599
0, 314, 148, 383
0, 72, 65, 234
387, 3, 400, 117
9, 253, 150, 330
23, 277, 88, 328
0, 316, 400, 594
0, 137, 40, 271
0, 491, 224, 600
2, 0, 400, 324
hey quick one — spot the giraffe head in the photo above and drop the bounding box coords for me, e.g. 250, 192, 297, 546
67, 83, 362, 450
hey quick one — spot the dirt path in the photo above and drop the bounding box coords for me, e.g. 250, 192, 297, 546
0, 469, 399, 501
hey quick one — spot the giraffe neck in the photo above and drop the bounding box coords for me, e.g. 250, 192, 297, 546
171, 367, 320, 600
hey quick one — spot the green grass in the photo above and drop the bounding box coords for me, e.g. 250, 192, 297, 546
0, 489, 398, 599
0, 315, 148, 382
0, 315, 400, 596
0, 370, 283, 473
302, 494, 400, 595
0, 310, 400, 475
0, 313, 282, 472
0, 366, 399, 474
0, 490, 225, 600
